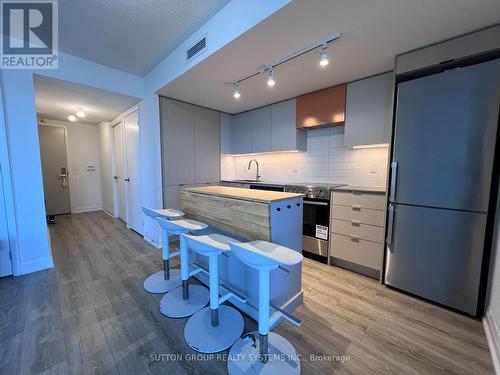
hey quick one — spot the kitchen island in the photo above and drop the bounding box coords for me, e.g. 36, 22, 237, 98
179, 186, 304, 324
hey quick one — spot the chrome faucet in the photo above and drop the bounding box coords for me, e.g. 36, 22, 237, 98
248, 159, 261, 181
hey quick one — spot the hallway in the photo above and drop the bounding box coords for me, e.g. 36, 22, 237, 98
0, 211, 494, 374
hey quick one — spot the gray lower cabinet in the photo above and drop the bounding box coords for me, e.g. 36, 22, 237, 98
194, 106, 220, 184
271, 99, 306, 151
161, 98, 195, 185
232, 111, 252, 154
330, 190, 386, 279
251, 106, 272, 153
160, 97, 221, 207
344, 72, 393, 147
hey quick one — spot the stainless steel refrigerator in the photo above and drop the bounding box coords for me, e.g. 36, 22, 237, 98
385, 57, 500, 316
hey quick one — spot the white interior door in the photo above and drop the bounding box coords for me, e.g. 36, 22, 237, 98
113, 122, 126, 222
0, 165, 13, 277
124, 110, 141, 234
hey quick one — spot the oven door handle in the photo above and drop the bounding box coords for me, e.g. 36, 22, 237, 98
303, 201, 329, 206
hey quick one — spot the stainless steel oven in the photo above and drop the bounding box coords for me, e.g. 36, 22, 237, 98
285, 185, 336, 261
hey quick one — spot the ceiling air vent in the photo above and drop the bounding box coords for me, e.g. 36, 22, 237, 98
186, 36, 207, 62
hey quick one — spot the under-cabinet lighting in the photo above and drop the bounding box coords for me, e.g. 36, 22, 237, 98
352, 143, 389, 149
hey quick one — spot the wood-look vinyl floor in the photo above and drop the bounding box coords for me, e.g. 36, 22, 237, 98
0, 211, 494, 374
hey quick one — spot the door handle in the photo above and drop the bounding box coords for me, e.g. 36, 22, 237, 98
389, 161, 397, 203
386, 204, 395, 246
113, 176, 118, 180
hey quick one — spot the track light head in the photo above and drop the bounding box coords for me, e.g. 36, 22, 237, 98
233, 83, 241, 99
320, 48, 329, 67
267, 68, 275, 87
76, 109, 85, 118
68, 115, 76, 122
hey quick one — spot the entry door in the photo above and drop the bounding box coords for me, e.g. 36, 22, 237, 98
113, 122, 126, 222
0, 165, 13, 277
124, 110, 141, 233
38, 126, 71, 215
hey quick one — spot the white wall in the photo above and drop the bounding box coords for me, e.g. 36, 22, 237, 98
222, 126, 389, 187
98, 122, 115, 215
40, 119, 103, 213
485, 176, 500, 373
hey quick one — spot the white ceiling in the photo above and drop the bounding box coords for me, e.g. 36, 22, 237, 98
59, 0, 230, 76
158, 0, 500, 114
34, 75, 141, 124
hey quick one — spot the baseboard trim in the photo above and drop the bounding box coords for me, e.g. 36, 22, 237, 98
483, 308, 500, 374
101, 209, 116, 218
72, 206, 102, 213
143, 236, 161, 249
20, 256, 54, 275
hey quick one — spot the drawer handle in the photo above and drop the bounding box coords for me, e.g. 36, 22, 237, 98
352, 205, 361, 210
351, 220, 361, 226
350, 235, 360, 242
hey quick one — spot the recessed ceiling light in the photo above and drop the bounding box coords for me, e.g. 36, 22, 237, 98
319, 48, 329, 67
233, 83, 241, 99
76, 109, 85, 118
267, 68, 275, 87
68, 115, 76, 122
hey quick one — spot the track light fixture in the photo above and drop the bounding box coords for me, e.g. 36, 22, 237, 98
68, 115, 76, 122
319, 48, 329, 67
233, 83, 241, 99
225, 32, 341, 99
267, 68, 275, 87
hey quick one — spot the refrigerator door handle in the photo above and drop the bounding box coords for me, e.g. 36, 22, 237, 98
389, 161, 398, 202
386, 204, 395, 246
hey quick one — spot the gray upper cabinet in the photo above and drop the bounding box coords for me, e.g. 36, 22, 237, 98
194, 106, 220, 184
232, 111, 252, 154
251, 106, 272, 153
220, 113, 232, 154
227, 99, 306, 155
344, 72, 393, 147
161, 98, 195, 185
271, 99, 306, 152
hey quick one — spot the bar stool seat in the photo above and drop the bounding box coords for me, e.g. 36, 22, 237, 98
142, 207, 185, 294
227, 240, 303, 375
182, 233, 245, 353
158, 218, 210, 318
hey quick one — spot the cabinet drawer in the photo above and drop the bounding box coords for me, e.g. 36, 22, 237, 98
332, 191, 385, 210
331, 219, 384, 243
332, 205, 385, 227
330, 233, 382, 270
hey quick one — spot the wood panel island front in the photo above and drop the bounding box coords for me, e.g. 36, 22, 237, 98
179, 186, 304, 325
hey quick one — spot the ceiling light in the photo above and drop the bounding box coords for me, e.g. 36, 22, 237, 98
68, 115, 76, 122
233, 83, 241, 99
267, 68, 275, 87
76, 109, 85, 118
319, 48, 329, 67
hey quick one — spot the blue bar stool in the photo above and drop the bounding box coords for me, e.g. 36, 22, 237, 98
182, 233, 245, 353
157, 217, 210, 318
227, 240, 303, 375
142, 206, 185, 293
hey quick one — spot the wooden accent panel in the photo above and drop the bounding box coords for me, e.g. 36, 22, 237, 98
296, 84, 346, 128
180, 190, 271, 241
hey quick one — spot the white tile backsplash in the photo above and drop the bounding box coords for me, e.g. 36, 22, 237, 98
221, 126, 389, 187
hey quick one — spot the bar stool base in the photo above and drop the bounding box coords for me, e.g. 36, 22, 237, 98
227, 332, 300, 375
160, 285, 209, 318
184, 306, 244, 353
143, 269, 181, 294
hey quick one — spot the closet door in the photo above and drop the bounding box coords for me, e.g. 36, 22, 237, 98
124, 110, 142, 233
194, 106, 220, 184
161, 98, 195, 185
